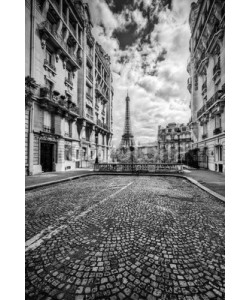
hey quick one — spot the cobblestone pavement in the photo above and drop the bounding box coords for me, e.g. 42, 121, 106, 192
25, 176, 225, 300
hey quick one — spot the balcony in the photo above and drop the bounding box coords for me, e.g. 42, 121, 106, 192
65, 78, 73, 88
86, 113, 94, 121
202, 133, 207, 139
38, 21, 81, 69
97, 119, 102, 127
43, 125, 55, 134
213, 61, 221, 82
86, 71, 93, 82
213, 127, 222, 135
39, 87, 79, 117
86, 93, 93, 106
96, 119, 109, 132
43, 59, 56, 75
95, 84, 109, 103
202, 81, 207, 96
197, 91, 225, 119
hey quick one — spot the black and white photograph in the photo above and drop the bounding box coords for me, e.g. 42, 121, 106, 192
17, 0, 235, 299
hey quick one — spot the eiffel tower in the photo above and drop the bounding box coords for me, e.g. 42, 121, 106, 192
120, 92, 135, 150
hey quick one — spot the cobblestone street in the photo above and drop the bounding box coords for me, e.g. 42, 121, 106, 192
25, 176, 225, 300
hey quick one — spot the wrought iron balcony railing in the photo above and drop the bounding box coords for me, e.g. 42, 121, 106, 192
86, 113, 93, 120
197, 91, 225, 119
202, 81, 207, 95
213, 127, 222, 135
86, 92, 93, 101
44, 59, 56, 74
43, 126, 55, 134
65, 78, 73, 87
213, 61, 221, 81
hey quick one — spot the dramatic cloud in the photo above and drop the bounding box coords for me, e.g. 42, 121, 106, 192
88, 0, 193, 146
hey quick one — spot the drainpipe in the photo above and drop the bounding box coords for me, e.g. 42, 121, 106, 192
28, 0, 35, 175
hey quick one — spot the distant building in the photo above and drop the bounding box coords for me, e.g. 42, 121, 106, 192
25, 0, 113, 175
137, 142, 158, 161
157, 123, 192, 163
187, 0, 225, 172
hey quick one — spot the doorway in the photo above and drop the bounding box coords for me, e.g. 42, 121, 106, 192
40, 142, 54, 172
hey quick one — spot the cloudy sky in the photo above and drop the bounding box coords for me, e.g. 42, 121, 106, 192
88, 0, 193, 147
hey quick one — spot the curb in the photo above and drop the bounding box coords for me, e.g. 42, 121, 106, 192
25, 172, 225, 202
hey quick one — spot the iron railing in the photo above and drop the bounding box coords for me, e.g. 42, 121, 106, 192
43, 126, 55, 134
197, 91, 223, 118
213, 127, 222, 135
94, 163, 184, 173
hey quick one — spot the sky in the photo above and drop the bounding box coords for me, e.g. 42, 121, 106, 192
87, 0, 194, 147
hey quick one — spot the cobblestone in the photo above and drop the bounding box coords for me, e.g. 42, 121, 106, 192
26, 176, 225, 299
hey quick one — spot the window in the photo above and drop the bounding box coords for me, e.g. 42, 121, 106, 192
86, 127, 91, 141
82, 148, 86, 160
44, 111, 51, 127
64, 144, 72, 161
47, 81, 53, 99
87, 106, 93, 116
64, 120, 71, 137
203, 123, 207, 135
215, 145, 223, 161
43, 111, 54, 132
76, 150, 79, 160
46, 48, 53, 65
215, 115, 221, 129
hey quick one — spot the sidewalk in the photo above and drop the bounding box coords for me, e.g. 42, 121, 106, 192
25, 168, 225, 197
183, 169, 225, 196
25, 168, 94, 188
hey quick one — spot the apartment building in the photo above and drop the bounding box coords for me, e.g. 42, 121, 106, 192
157, 123, 192, 163
25, 0, 113, 175
187, 0, 225, 172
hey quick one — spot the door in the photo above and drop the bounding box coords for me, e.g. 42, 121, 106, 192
41, 142, 54, 172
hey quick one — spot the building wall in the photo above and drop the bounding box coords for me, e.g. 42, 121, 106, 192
25, 0, 113, 174
158, 123, 192, 163
188, 0, 225, 172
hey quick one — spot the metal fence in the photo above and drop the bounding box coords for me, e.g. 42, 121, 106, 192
94, 163, 183, 173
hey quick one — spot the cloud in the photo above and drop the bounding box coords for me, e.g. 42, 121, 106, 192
88, 0, 192, 146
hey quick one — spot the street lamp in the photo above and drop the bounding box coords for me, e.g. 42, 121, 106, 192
176, 128, 181, 163
95, 133, 99, 164
130, 146, 135, 172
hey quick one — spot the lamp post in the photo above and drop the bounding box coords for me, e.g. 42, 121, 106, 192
176, 128, 181, 163
95, 132, 99, 164
130, 146, 135, 172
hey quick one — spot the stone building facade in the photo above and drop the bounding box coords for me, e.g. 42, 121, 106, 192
137, 142, 158, 162
187, 0, 225, 172
157, 123, 192, 163
25, 0, 113, 175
